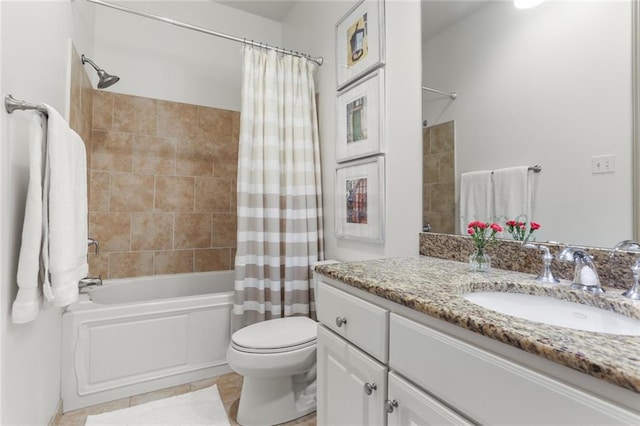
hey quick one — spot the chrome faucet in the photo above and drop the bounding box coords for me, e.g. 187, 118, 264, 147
523, 243, 559, 284
556, 246, 604, 294
88, 238, 99, 255
79, 276, 103, 289
610, 240, 640, 300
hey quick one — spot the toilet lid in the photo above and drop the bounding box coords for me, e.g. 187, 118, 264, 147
231, 316, 317, 352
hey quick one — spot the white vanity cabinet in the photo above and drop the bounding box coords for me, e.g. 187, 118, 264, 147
315, 278, 640, 425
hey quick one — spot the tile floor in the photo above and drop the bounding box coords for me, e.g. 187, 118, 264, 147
53, 372, 316, 426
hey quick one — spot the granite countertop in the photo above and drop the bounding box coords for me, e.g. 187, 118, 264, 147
314, 256, 640, 394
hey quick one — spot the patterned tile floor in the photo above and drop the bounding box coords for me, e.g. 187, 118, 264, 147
54, 372, 316, 426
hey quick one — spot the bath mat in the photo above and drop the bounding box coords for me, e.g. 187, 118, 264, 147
85, 385, 230, 425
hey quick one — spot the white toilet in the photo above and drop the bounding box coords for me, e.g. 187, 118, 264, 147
226, 261, 337, 426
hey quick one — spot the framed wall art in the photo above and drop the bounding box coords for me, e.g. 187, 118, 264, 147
335, 156, 385, 243
335, 0, 385, 91
335, 69, 384, 163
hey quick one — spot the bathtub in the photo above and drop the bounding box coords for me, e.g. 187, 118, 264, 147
61, 271, 235, 412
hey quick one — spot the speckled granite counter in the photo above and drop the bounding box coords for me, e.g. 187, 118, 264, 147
314, 256, 640, 394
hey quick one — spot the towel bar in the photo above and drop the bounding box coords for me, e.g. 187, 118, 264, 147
4, 94, 48, 117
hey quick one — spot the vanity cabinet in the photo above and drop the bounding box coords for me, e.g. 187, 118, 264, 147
315, 278, 640, 425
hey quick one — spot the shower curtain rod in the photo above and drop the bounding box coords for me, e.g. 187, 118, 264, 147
422, 86, 458, 100
78, 0, 324, 66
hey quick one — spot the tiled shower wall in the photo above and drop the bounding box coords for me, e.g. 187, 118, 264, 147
86, 93, 239, 279
422, 120, 455, 234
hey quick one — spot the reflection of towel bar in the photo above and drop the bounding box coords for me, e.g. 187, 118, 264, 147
422, 86, 458, 100
4, 94, 48, 117
491, 165, 542, 174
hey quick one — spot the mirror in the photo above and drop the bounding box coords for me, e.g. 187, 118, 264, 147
421, 0, 637, 248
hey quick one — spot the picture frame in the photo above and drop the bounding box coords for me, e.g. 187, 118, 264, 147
335, 69, 385, 163
335, 156, 385, 243
335, 0, 386, 91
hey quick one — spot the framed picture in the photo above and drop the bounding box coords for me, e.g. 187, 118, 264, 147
335, 0, 385, 91
335, 156, 385, 243
336, 69, 384, 163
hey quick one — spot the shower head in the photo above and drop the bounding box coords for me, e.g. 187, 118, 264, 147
81, 54, 120, 89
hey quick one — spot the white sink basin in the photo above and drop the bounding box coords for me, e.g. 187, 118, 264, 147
463, 292, 640, 336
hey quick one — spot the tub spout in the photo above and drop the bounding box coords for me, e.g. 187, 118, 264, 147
79, 276, 102, 289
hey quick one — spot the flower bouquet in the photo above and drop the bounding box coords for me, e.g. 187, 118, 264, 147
467, 221, 503, 272
505, 220, 540, 243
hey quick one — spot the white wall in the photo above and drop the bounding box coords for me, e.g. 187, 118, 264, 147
0, 1, 93, 424
423, 1, 633, 248
283, 0, 423, 261
94, 0, 282, 111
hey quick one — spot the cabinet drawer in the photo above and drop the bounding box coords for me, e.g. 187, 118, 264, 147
389, 313, 640, 425
387, 372, 472, 426
316, 281, 389, 362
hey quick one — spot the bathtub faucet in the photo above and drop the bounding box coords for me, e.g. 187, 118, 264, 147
79, 276, 103, 289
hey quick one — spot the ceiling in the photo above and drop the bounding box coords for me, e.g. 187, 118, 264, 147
212, 0, 489, 39
213, 0, 296, 22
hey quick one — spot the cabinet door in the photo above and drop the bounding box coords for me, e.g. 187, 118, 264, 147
386, 372, 472, 426
317, 325, 387, 426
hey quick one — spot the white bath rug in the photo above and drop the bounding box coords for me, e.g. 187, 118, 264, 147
85, 385, 230, 426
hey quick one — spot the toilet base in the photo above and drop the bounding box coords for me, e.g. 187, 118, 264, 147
236, 375, 316, 426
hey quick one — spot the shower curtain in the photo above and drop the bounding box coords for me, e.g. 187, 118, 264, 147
232, 47, 324, 331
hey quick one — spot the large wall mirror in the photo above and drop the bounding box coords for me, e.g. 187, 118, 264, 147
421, 0, 639, 248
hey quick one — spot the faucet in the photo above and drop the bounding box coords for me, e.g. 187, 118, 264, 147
79, 276, 103, 289
610, 240, 640, 300
556, 246, 604, 294
88, 238, 99, 255
523, 243, 559, 284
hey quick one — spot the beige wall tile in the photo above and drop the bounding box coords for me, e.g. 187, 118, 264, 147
93, 91, 114, 131
213, 139, 238, 178
91, 131, 133, 172
155, 175, 195, 212
109, 252, 154, 279
154, 250, 194, 275
197, 106, 234, 143
430, 121, 454, 153
157, 100, 197, 140
440, 151, 455, 183
131, 213, 174, 251
89, 171, 110, 212
429, 182, 455, 213
423, 155, 440, 184
113, 94, 157, 135
194, 248, 232, 272
212, 213, 237, 248
88, 252, 109, 279
110, 173, 155, 212
133, 135, 176, 175
194, 177, 231, 212
176, 137, 214, 176
89, 212, 131, 252
174, 213, 211, 249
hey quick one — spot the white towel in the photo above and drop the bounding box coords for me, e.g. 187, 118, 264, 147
12, 114, 46, 324
12, 106, 88, 323
459, 170, 493, 234
42, 105, 88, 307
493, 166, 536, 225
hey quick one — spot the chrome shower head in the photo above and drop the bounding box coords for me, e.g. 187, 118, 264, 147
81, 54, 120, 89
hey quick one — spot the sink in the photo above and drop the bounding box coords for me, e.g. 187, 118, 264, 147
463, 292, 640, 336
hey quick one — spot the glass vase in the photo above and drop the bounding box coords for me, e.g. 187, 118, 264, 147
469, 248, 491, 272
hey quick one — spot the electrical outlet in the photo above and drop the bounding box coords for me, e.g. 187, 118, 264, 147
592, 154, 615, 174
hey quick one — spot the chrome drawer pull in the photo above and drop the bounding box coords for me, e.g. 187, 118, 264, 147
364, 382, 377, 395
336, 316, 347, 327
385, 399, 398, 413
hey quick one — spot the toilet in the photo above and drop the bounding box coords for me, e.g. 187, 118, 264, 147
226, 260, 337, 426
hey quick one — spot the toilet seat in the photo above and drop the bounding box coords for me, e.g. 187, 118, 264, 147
231, 316, 317, 354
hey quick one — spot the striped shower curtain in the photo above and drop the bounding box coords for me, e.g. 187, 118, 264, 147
232, 47, 324, 331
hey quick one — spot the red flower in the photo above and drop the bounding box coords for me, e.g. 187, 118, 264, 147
490, 223, 503, 233
530, 222, 541, 230
467, 228, 475, 235
506, 220, 516, 227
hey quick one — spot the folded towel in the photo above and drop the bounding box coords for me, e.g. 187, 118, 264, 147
42, 105, 88, 307
12, 113, 46, 324
460, 170, 493, 234
493, 166, 536, 225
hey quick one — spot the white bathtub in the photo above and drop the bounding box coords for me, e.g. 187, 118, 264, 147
61, 271, 235, 412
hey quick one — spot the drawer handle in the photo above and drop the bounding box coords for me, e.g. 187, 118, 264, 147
335, 317, 347, 327
385, 399, 398, 413
364, 382, 377, 395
